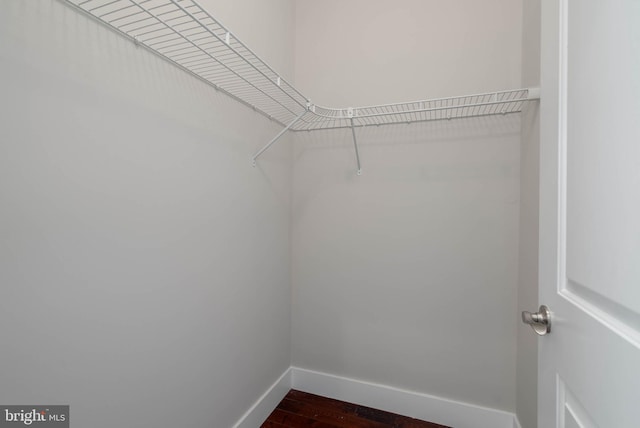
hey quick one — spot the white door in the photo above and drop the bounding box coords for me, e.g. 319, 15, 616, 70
537, 0, 640, 427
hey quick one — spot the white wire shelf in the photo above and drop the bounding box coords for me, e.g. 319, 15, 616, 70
300, 88, 538, 131
65, 0, 309, 127
64, 0, 539, 174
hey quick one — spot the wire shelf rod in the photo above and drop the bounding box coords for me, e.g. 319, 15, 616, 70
127, 0, 302, 119
63, 0, 540, 167
63, 0, 292, 128
89, 0, 123, 13
342, 88, 531, 111
168, 0, 308, 111
183, 9, 308, 105
99, 2, 150, 20
78, 0, 307, 121
308, 93, 532, 122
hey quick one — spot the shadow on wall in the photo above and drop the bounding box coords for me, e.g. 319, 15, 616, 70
292, 112, 522, 155
291, 112, 522, 214
44, 0, 285, 144
288, 107, 525, 201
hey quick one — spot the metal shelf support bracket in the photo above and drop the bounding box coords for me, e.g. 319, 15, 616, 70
252, 109, 307, 166
349, 115, 362, 176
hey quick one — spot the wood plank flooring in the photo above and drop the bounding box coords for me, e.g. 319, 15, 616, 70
261, 390, 451, 428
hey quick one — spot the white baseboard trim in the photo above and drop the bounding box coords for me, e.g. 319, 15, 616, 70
232, 366, 519, 428
291, 366, 517, 428
232, 367, 292, 428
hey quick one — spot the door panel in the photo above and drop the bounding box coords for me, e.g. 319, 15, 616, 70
559, 377, 596, 428
539, 0, 640, 427
565, 0, 640, 314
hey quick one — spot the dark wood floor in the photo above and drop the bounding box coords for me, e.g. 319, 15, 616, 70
261, 390, 451, 428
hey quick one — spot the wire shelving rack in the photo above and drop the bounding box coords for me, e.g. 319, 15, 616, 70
64, 0, 540, 174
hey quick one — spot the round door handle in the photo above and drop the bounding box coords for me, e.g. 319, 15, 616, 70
521, 305, 551, 336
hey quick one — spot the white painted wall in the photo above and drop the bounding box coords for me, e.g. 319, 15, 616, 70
0, 1, 293, 427
294, 0, 523, 107
292, 0, 523, 412
516, 2, 541, 428
1, 0, 538, 424
200, 0, 295, 82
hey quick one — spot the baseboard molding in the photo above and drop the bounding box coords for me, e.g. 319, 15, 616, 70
290, 366, 517, 428
232, 367, 292, 428
232, 366, 519, 428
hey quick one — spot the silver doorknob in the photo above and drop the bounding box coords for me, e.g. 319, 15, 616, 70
521, 305, 551, 336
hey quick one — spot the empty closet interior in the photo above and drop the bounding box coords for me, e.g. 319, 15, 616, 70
0, 1, 540, 427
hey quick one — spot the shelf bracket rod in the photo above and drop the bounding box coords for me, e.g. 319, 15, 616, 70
252, 110, 307, 166
349, 117, 362, 176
